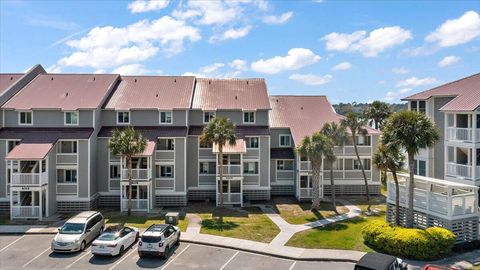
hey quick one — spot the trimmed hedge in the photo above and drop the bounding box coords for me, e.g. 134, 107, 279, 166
362, 220, 456, 260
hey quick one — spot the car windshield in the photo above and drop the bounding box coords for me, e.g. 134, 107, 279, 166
59, 223, 85, 234
98, 233, 119, 241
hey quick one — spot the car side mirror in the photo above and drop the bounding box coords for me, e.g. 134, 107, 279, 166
58, 227, 62, 231
86, 229, 92, 233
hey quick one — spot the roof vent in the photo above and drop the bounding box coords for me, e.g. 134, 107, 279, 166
174, 79, 177, 83
156, 93, 159, 98
93, 76, 95, 81
209, 80, 211, 84
51, 77, 54, 81
235, 95, 238, 100
65, 92, 69, 97
246, 81, 249, 85
134, 78, 137, 83
276, 99, 279, 102
10, 76, 13, 80
301, 106, 303, 110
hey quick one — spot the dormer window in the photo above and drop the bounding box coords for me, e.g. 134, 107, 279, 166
117, 111, 130, 124
203, 111, 215, 124
279, 134, 291, 147
243, 111, 255, 124
19, 111, 33, 125
160, 111, 172, 124
64, 111, 79, 125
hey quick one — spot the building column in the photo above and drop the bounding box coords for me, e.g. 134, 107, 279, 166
10, 190, 13, 220
39, 190, 43, 221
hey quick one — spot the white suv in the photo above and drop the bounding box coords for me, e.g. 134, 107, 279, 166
51, 211, 105, 253
138, 224, 180, 258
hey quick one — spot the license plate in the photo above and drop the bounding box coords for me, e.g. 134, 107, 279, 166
99, 246, 105, 249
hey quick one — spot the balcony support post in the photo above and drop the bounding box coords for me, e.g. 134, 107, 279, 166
39, 189, 43, 221
10, 189, 13, 220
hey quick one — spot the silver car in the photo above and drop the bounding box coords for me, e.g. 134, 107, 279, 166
51, 211, 105, 253
138, 224, 180, 259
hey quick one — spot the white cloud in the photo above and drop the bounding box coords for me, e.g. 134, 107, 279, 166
185, 59, 248, 78
251, 48, 321, 74
172, 1, 240, 25
200, 63, 225, 74
210, 26, 252, 42
229, 59, 248, 71
384, 88, 412, 101
396, 77, 439, 88
128, 0, 170, 13
426, 11, 480, 47
323, 26, 412, 57
26, 17, 79, 31
289, 74, 333, 86
262, 11, 293, 25
46, 64, 62, 73
56, 16, 200, 69
392, 67, 409, 74
332, 62, 352, 71
438, 55, 461, 67
112, 64, 157, 75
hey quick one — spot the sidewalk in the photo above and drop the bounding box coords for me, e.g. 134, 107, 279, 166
0, 225, 58, 234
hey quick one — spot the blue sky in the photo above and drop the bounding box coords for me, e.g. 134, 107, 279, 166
0, 0, 479, 103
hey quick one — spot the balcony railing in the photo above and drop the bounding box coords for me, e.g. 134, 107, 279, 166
217, 193, 241, 205
121, 199, 148, 210
11, 172, 48, 186
217, 165, 241, 175
299, 187, 312, 198
121, 169, 150, 181
56, 153, 78, 164
447, 127, 473, 142
11, 206, 40, 219
446, 163, 479, 180
300, 161, 311, 171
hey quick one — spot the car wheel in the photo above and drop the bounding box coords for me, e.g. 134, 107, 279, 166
135, 232, 139, 242
80, 241, 86, 251
163, 246, 170, 259
176, 234, 180, 245
99, 227, 104, 235
119, 246, 124, 256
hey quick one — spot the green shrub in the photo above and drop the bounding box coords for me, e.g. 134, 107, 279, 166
362, 221, 456, 260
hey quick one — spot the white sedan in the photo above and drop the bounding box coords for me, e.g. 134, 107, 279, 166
91, 226, 139, 256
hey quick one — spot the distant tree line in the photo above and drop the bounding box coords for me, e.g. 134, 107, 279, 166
333, 102, 407, 116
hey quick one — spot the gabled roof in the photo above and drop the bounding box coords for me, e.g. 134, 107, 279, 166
103, 76, 195, 110
0, 74, 23, 96
5, 143, 53, 160
402, 73, 480, 111
270, 95, 379, 147
2, 74, 119, 110
192, 78, 271, 110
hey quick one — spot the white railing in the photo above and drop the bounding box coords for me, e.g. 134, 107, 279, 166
217, 165, 241, 175
447, 163, 472, 179
300, 161, 311, 171
447, 127, 473, 142
121, 169, 150, 180
216, 193, 241, 204
11, 206, 40, 218
121, 199, 148, 210
11, 172, 48, 186
56, 153, 78, 164
476, 129, 480, 142
299, 187, 312, 198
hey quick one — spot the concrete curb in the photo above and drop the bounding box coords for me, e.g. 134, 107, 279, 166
0, 231, 57, 235
179, 239, 360, 263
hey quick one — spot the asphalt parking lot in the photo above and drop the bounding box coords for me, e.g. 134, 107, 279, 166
0, 234, 355, 270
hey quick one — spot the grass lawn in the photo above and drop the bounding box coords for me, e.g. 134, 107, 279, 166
270, 197, 348, 225
286, 196, 387, 251
0, 216, 10, 225
189, 203, 280, 243
104, 213, 189, 232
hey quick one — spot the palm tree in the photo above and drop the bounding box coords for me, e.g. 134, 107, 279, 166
297, 132, 333, 210
200, 117, 237, 207
341, 111, 371, 211
109, 127, 147, 216
382, 110, 440, 228
365, 101, 392, 130
373, 142, 405, 225
320, 122, 348, 212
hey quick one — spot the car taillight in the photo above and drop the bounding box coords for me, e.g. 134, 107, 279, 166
139, 241, 142, 246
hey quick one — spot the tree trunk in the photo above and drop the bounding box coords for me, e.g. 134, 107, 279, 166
353, 134, 371, 211
311, 159, 322, 210
127, 156, 132, 217
219, 148, 224, 207
406, 152, 415, 228
330, 162, 337, 213
392, 169, 400, 226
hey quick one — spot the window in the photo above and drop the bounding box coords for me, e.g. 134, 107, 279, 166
58, 141, 77, 153
277, 160, 285, 170
277, 160, 293, 171
243, 162, 258, 174
19, 111, 32, 125
117, 111, 130, 124
203, 111, 215, 124
410, 100, 426, 114
246, 137, 259, 148
160, 111, 172, 124
158, 165, 174, 178
157, 138, 174, 150
300, 175, 311, 188
57, 169, 77, 183
357, 135, 371, 146
64, 111, 79, 125
199, 162, 215, 174
199, 139, 213, 148
110, 165, 120, 179
7, 141, 20, 153
410, 101, 417, 111
279, 134, 291, 147
418, 160, 426, 176
353, 159, 370, 170
418, 101, 426, 113
243, 111, 255, 123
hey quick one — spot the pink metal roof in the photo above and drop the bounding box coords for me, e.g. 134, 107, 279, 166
402, 73, 480, 111
138, 141, 156, 156
5, 143, 53, 160
192, 78, 271, 110
2, 74, 119, 110
213, 139, 247, 154
0, 74, 23, 95
270, 95, 379, 147
104, 76, 195, 110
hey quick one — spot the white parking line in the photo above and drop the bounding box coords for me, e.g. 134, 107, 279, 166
219, 251, 239, 270
65, 250, 91, 269
22, 247, 51, 268
0, 235, 25, 252
108, 247, 137, 270
288, 261, 297, 270
160, 244, 191, 270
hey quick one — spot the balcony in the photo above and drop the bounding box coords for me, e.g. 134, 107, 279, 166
300, 161, 311, 171
11, 206, 40, 219
446, 127, 480, 142
216, 165, 241, 175
446, 163, 480, 180
11, 172, 48, 186
121, 199, 148, 211
155, 150, 174, 161
299, 187, 312, 198
217, 193, 241, 205
121, 169, 150, 181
